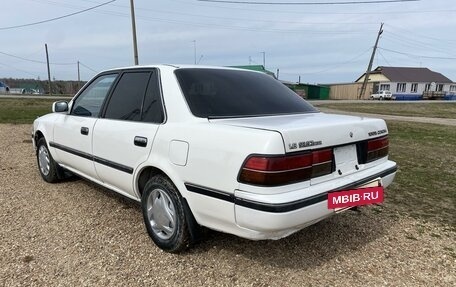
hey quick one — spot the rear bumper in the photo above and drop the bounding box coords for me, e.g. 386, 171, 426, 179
233, 160, 397, 240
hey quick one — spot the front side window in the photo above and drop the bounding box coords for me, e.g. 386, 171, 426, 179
175, 68, 317, 118
411, 83, 418, 93
436, 84, 443, 92
425, 84, 431, 91
450, 85, 456, 92
71, 74, 117, 117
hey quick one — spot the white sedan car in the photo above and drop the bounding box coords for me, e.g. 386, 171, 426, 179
370, 90, 395, 100
33, 65, 397, 252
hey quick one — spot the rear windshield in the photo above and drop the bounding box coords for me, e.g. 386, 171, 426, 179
175, 68, 317, 118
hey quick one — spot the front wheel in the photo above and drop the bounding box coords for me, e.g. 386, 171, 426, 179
36, 138, 62, 183
141, 175, 190, 253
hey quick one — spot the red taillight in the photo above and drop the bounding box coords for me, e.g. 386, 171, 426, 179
366, 136, 389, 162
311, 149, 333, 178
239, 149, 333, 186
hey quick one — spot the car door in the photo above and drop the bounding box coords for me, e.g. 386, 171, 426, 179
92, 69, 165, 198
52, 73, 118, 180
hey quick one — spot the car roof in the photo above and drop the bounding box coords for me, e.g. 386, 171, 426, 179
97, 64, 263, 75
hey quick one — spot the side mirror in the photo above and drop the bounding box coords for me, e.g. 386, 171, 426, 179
52, 101, 69, 113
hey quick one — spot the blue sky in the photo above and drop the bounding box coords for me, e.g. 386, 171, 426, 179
0, 0, 455, 84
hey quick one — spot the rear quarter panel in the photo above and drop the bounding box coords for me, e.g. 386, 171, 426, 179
141, 121, 285, 232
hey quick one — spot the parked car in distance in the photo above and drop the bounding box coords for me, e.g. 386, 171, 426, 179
370, 90, 394, 100
0, 81, 9, 93
32, 65, 397, 253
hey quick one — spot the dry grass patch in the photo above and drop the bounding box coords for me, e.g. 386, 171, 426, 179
386, 121, 456, 228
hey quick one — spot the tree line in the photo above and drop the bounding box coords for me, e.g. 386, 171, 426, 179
0, 78, 86, 95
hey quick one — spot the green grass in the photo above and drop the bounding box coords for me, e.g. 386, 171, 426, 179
314, 102, 456, 119
386, 121, 456, 227
0, 99, 60, 124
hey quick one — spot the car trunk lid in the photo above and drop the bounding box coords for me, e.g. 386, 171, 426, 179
209, 112, 387, 153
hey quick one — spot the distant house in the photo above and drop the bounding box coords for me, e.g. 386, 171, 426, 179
356, 66, 456, 98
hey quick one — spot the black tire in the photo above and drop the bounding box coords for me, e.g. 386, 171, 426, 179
36, 138, 62, 183
141, 175, 190, 253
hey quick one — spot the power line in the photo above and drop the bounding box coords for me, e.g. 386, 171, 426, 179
79, 62, 98, 73
78, 0, 379, 25
284, 47, 372, 76
382, 34, 456, 57
309, 49, 371, 74
27, 0, 380, 32
377, 49, 422, 82
24, 0, 377, 35
377, 49, 395, 67
385, 23, 456, 44
0, 62, 40, 78
386, 30, 455, 51
378, 47, 456, 60
197, 0, 419, 5
0, 51, 74, 65
174, 0, 454, 15
0, 0, 116, 30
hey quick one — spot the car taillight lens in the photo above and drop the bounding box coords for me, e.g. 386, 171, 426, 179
239, 149, 333, 186
366, 136, 389, 162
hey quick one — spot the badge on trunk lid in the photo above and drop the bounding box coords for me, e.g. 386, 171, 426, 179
288, 140, 322, 150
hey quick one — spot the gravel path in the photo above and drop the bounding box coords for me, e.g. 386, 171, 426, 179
1, 124, 455, 287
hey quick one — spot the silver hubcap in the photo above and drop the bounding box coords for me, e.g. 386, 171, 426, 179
147, 188, 176, 240
38, 145, 50, 176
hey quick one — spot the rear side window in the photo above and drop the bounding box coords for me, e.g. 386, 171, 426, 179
142, 72, 165, 123
175, 68, 317, 118
104, 72, 150, 121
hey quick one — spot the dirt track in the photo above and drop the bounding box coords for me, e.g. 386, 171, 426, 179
1, 124, 455, 286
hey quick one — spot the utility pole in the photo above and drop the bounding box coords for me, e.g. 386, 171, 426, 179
276, 68, 280, 79
130, 0, 139, 65
260, 51, 266, 68
45, 44, 52, 96
192, 40, 196, 64
359, 23, 383, 99
77, 61, 81, 90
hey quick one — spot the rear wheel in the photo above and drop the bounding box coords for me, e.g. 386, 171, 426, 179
141, 175, 190, 253
36, 138, 62, 183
